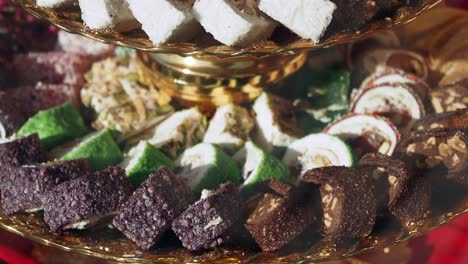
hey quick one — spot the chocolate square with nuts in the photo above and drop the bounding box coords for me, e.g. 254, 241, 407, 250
412, 109, 468, 132
245, 180, 315, 252
113, 167, 194, 251
358, 153, 410, 215
303, 166, 377, 239
397, 129, 468, 185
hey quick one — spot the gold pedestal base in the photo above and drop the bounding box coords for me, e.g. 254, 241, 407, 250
138, 52, 307, 112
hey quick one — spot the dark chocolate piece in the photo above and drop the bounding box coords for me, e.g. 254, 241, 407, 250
171, 182, 241, 251
412, 109, 468, 132
397, 129, 468, 185
388, 172, 431, 226
113, 167, 194, 251
0, 134, 46, 168
245, 180, 315, 252
430, 79, 467, 113
1, 159, 90, 215
0, 91, 28, 135
302, 166, 376, 239
330, 0, 380, 28
358, 153, 410, 214
43, 166, 133, 233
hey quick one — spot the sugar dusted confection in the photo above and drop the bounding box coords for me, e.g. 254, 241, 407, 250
171, 182, 241, 251
1, 159, 90, 215
56, 31, 116, 62
192, 0, 277, 47
78, 0, 140, 32
13, 52, 91, 90
36, 0, 76, 8
113, 167, 194, 251
127, 0, 201, 45
259, 0, 336, 43
43, 166, 133, 232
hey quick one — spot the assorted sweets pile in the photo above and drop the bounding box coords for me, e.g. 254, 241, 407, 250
36, 0, 422, 47
1, 52, 467, 253
0, 3, 468, 254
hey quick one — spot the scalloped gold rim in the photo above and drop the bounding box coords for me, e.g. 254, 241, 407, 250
9, 0, 442, 58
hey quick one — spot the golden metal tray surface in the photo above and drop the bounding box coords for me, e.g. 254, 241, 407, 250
9, 0, 441, 57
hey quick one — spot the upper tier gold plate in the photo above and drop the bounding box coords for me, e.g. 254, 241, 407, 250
10, 0, 441, 57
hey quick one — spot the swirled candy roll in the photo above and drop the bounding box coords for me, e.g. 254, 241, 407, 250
358, 67, 431, 106
149, 108, 206, 158
17, 103, 89, 149
430, 79, 468, 113
113, 167, 194, 251
78, 0, 140, 32
302, 166, 377, 239
350, 82, 425, 129
61, 130, 123, 171
203, 104, 254, 154
282, 133, 355, 183
176, 143, 241, 195
351, 49, 429, 81
245, 180, 315, 252
127, 0, 201, 45
193, 0, 277, 47
325, 113, 400, 157
412, 109, 468, 132
259, 0, 336, 43
358, 153, 411, 216
397, 129, 468, 186
1, 159, 90, 215
239, 141, 289, 197
171, 182, 241, 251
121, 141, 174, 188
252, 93, 303, 154
43, 166, 133, 233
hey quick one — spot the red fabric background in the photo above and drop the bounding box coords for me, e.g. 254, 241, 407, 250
0, 0, 467, 263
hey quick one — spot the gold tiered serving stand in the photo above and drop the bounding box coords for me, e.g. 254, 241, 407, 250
2, 0, 468, 263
